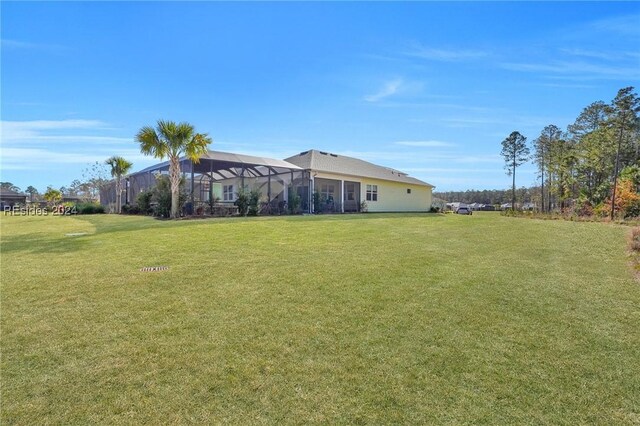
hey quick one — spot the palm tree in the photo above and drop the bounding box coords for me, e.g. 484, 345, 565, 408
136, 120, 212, 218
105, 156, 133, 213
25, 185, 39, 202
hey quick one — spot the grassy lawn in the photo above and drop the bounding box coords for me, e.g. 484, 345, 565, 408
1, 212, 638, 424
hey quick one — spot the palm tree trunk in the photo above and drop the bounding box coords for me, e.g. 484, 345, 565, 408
115, 177, 121, 213
169, 156, 181, 219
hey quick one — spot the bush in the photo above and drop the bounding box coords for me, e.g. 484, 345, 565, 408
122, 204, 140, 215
235, 188, 250, 216
625, 199, 640, 219
136, 190, 153, 215
629, 227, 640, 251
76, 202, 105, 214
248, 188, 261, 216
288, 186, 302, 214
234, 187, 262, 216
573, 199, 594, 217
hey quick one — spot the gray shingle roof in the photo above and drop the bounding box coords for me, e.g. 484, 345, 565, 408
285, 149, 433, 187
135, 150, 301, 175
0, 189, 27, 198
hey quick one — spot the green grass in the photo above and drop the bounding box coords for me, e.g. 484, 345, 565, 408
1, 212, 638, 424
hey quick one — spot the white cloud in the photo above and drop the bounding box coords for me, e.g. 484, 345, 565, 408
1, 119, 107, 141
589, 13, 640, 38
500, 60, 639, 80
0, 147, 153, 171
0, 119, 148, 171
405, 43, 489, 62
364, 79, 404, 102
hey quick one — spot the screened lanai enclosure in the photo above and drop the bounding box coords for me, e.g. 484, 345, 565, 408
100, 151, 311, 215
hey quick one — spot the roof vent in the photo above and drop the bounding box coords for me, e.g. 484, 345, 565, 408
299, 150, 309, 156
330, 153, 338, 157
319, 151, 328, 155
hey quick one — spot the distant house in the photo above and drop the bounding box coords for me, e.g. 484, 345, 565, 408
101, 149, 435, 214
468, 203, 483, 211
446, 202, 468, 212
500, 203, 520, 210
479, 204, 496, 211
0, 189, 27, 210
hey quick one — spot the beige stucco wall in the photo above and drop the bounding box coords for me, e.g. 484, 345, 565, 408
313, 172, 432, 212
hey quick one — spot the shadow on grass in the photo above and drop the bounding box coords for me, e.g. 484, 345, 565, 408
1, 212, 445, 255
0, 231, 93, 255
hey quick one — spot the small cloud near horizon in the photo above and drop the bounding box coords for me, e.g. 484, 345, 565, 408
364, 79, 404, 102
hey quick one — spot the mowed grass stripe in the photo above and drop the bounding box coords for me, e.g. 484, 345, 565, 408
1, 213, 638, 424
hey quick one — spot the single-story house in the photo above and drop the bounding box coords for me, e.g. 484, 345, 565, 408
0, 189, 27, 210
100, 149, 434, 214
285, 150, 433, 213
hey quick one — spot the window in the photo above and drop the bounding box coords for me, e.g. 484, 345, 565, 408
223, 185, 234, 201
366, 184, 378, 201
320, 183, 335, 202
407, 188, 412, 194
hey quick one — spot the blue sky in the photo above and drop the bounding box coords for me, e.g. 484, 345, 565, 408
1, 2, 639, 192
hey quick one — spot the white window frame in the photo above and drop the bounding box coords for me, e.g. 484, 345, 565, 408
223, 185, 234, 202
320, 183, 335, 202
366, 184, 378, 202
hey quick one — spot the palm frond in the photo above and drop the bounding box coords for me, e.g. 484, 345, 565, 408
105, 155, 133, 177
136, 126, 168, 159
185, 133, 212, 163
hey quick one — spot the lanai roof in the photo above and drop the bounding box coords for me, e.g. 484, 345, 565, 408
132, 150, 302, 180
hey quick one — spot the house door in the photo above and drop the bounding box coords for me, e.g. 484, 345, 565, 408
344, 181, 360, 212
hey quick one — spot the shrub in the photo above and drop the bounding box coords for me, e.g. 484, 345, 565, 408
288, 186, 302, 214
313, 192, 322, 213
630, 227, 640, 252
625, 199, 640, 219
248, 188, 262, 216
573, 199, 594, 217
76, 202, 105, 214
235, 188, 250, 216
208, 193, 220, 213
234, 187, 262, 216
136, 190, 153, 215
601, 179, 640, 219
122, 204, 140, 215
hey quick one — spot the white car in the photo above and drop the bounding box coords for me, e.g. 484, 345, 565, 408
456, 207, 472, 215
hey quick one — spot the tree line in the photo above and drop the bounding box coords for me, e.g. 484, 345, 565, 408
441, 86, 640, 219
